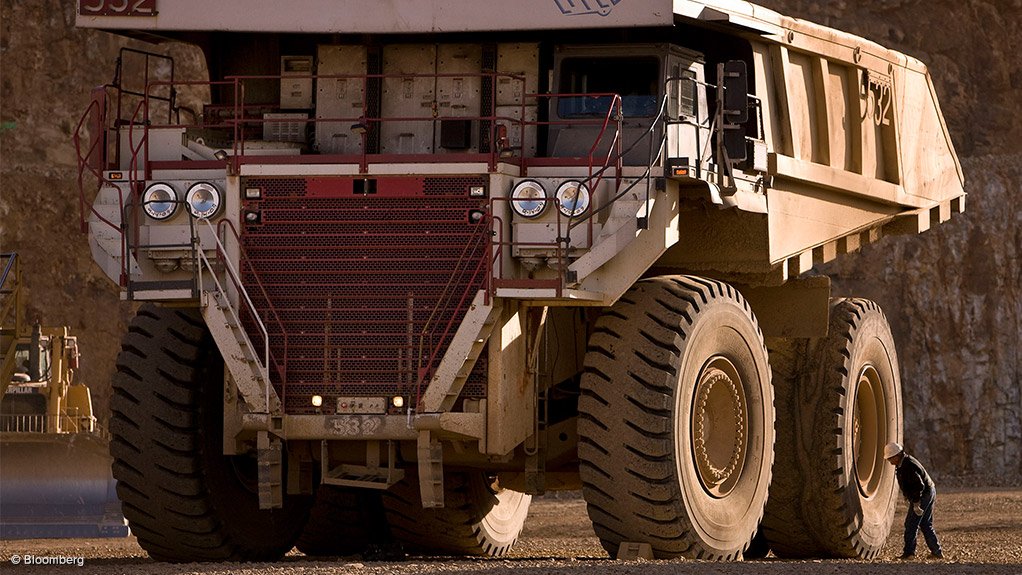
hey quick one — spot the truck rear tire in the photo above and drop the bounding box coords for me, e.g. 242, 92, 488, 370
761, 299, 901, 558
382, 472, 531, 557
578, 276, 774, 560
296, 486, 391, 556
109, 304, 310, 562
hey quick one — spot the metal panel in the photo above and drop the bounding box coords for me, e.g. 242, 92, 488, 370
315, 45, 367, 155
77, 0, 672, 33
496, 44, 538, 106
381, 45, 436, 155
435, 44, 481, 152
280, 56, 314, 109
495, 43, 539, 158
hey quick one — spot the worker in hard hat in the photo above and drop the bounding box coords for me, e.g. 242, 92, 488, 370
884, 442, 943, 560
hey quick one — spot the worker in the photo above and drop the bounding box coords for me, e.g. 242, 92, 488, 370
884, 442, 943, 560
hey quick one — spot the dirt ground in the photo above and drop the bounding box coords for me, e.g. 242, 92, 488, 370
2, 488, 1020, 575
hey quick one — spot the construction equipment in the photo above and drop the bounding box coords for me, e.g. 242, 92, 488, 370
0, 253, 128, 539
74, 0, 963, 562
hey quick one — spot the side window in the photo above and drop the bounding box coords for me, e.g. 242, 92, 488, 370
557, 56, 660, 118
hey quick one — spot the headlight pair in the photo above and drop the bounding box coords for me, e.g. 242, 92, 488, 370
510, 180, 591, 219
142, 182, 222, 221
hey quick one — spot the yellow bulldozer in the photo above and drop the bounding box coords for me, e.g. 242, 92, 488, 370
0, 252, 127, 539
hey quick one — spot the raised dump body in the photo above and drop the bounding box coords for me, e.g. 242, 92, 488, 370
75, 0, 962, 562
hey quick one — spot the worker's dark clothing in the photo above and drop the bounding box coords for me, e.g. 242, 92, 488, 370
895, 454, 942, 557
895, 454, 934, 503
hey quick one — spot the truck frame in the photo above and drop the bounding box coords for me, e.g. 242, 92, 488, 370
74, 0, 963, 562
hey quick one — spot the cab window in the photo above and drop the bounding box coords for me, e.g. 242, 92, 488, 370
558, 56, 660, 119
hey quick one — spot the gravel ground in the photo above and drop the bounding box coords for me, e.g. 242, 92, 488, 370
2, 488, 1020, 575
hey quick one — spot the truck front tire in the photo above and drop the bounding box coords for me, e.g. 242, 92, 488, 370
578, 276, 774, 560
110, 304, 310, 562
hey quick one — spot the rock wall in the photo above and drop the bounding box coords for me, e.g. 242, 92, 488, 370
1, 0, 1018, 483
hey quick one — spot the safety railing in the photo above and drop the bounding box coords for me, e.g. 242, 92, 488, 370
412, 213, 493, 406
116, 73, 629, 176
74, 66, 631, 290
73, 48, 181, 286
194, 217, 288, 411
73, 87, 132, 289
216, 219, 290, 391
0, 413, 98, 434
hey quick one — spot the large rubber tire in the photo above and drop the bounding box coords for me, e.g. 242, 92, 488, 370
578, 276, 774, 560
382, 472, 531, 557
110, 304, 310, 562
296, 486, 391, 556
761, 298, 902, 559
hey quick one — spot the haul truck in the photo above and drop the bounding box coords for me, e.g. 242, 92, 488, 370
75, 0, 963, 562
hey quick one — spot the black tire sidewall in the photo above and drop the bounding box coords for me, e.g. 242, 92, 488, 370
111, 304, 310, 561
830, 304, 902, 550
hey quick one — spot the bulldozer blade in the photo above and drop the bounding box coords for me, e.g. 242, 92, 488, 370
0, 432, 128, 539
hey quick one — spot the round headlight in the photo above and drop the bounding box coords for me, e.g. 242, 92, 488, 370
555, 180, 591, 218
142, 183, 178, 221
186, 182, 222, 219
510, 180, 547, 218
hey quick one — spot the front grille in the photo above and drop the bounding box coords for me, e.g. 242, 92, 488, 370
241, 176, 489, 414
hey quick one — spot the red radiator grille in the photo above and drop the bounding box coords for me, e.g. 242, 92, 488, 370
241, 176, 490, 414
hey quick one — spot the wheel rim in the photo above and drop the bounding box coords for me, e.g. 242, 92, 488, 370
853, 365, 886, 497
691, 356, 749, 498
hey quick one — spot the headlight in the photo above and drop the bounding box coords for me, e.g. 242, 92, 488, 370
186, 182, 222, 219
142, 183, 178, 221
510, 180, 547, 218
555, 180, 591, 217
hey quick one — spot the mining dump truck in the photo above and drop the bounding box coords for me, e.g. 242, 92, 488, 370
0, 253, 128, 539
74, 0, 963, 562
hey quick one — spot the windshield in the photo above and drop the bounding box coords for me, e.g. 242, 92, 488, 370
11, 342, 50, 381
557, 56, 660, 119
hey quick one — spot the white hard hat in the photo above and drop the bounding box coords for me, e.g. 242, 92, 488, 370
883, 442, 903, 459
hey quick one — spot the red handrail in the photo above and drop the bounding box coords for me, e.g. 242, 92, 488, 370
124, 74, 628, 176
217, 219, 290, 390
413, 215, 492, 407
73, 87, 131, 286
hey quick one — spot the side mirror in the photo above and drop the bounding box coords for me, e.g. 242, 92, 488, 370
717, 60, 749, 163
722, 60, 749, 124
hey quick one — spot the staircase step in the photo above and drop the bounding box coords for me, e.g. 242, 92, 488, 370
202, 288, 279, 414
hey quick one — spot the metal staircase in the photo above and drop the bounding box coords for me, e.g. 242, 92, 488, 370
194, 221, 280, 415
201, 290, 280, 414
194, 220, 288, 509
419, 290, 502, 413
